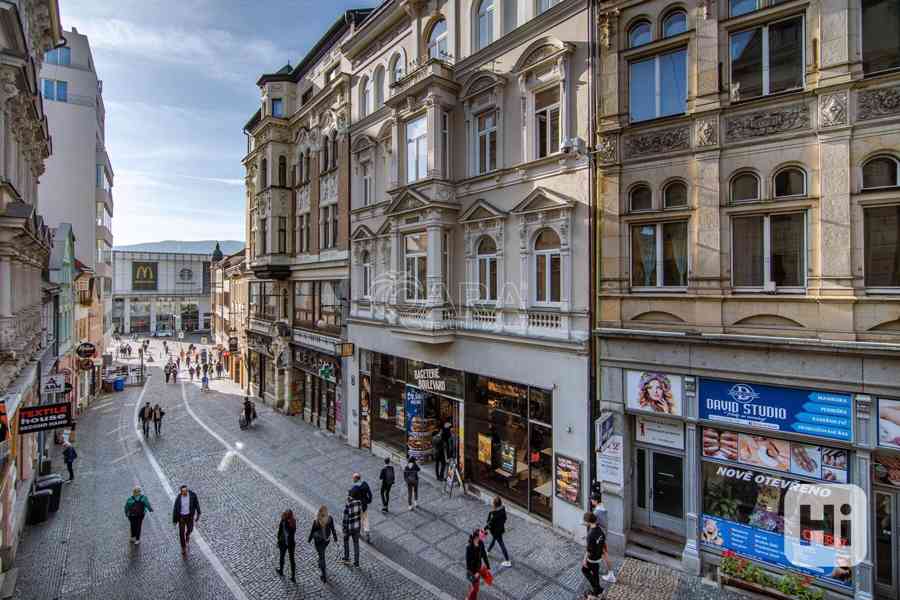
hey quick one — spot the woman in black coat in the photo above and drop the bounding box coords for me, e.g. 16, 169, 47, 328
486, 496, 511, 566
276, 510, 297, 582
465, 529, 491, 600
308, 505, 338, 583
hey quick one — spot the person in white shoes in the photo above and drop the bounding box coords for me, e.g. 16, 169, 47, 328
590, 493, 616, 583
485, 496, 512, 567
124, 487, 153, 544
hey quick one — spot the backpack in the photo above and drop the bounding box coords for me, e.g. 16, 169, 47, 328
382, 466, 395, 485
362, 483, 373, 506
404, 465, 418, 485
128, 497, 146, 518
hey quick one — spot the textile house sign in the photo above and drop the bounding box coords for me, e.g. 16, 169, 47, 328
18, 402, 72, 434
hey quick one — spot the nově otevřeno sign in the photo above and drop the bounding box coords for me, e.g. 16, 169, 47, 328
18, 402, 72, 434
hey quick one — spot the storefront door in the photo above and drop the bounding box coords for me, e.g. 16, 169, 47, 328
875, 490, 898, 600
634, 447, 685, 536
259, 356, 266, 396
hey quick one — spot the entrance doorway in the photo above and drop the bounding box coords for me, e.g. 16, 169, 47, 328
259, 356, 267, 396
634, 447, 685, 536
876, 490, 898, 600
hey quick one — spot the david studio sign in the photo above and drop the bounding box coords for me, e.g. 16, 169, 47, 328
18, 402, 72, 434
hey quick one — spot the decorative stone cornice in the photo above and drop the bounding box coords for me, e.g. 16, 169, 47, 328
624, 126, 689, 158
857, 85, 900, 121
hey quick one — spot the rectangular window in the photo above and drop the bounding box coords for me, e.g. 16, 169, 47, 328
277, 216, 287, 254
730, 16, 803, 101
260, 216, 268, 255
441, 112, 450, 178
46, 47, 71, 65
96, 202, 112, 229
535, 87, 560, 158
294, 281, 315, 325
476, 111, 497, 174
56, 80, 67, 102
864, 205, 900, 288
406, 115, 427, 183
301, 89, 312, 105
42, 78, 55, 101
319, 281, 342, 332
629, 48, 687, 122
732, 212, 805, 290
863, 0, 900, 74
262, 282, 278, 319
362, 162, 372, 206
404, 232, 428, 302
320, 206, 332, 250
271, 98, 283, 117
538, 0, 560, 13
631, 222, 689, 288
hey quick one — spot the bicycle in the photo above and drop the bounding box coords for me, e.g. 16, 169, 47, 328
444, 458, 463, 498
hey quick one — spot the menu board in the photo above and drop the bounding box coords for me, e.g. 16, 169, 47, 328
702, 427, 848, 483
554, 454, 582, 506
699, 379, 852, 442
405, 386, 436, 461
477, 433, 493, 465
500, 442, 517, 475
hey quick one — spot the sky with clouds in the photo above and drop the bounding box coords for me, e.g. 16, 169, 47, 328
60, 0, 377, 246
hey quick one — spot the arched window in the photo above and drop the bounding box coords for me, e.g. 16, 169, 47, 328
360, 77, 370, 117
321, 136, 329, 174
260, 158, 268, 188
477, 0, 494, 51
361, 251, 372, 298
390, 53, 405, 83
628, 20, 652, 47
428, 18, 448, 60
862, 155, 900, 189
774, 167, 806, 198
373, 67, 385, 107
662, 11, 687, 37
534, 229, 561, 304
664, 181, 688, 208
731, 172, 759, 202
476, 236, 498, 302
278, 156, 287, 187
630, 184, 652, 211
281, 288, 289, 320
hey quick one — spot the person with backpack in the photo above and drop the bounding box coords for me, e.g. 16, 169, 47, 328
486, 496, 511, 567
308, 505, 338, 583
379, 458, 395, 513
276, 509, 297, 582
62, 441, 77, 482
581, 512, 606, 599
124, 487, 153, 544
349, 472, 373, 542
403, 457, 420, 510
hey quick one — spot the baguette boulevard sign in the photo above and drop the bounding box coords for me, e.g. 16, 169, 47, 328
18, 402, 72, 434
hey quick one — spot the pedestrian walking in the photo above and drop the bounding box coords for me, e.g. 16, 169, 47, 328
581, 512, 607, 599
152, 404, 165, 437
180, 350, 185, 362
189, 366, 195, 381
349, 473, 373, 542
201, 373, 209, 391
378, 457, 394, 513
486, 496, 512, 567
125, 486, 153, 544
164, 364, 171, 384
139, 402, 153, 437
308, 505, 337, 583
172, 485, 201, 556
466, 529, 492, 600
276, 509, 297, 582
176, 357, 181, 370
432, 429, 446, 481
403, 457, 420, 510
215, 362, 223, 379
340, 494, 362, 567
590, 493, 615, 583
62, 441, 77, 481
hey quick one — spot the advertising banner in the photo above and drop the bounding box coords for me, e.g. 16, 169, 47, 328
404, 386, 434, 461
878, 398, 900, 450
699, 379, 852, 442
18, 402, 72, 434
626, 371, 683, 416
636, 416, 685, 449
132, 262, 158, 291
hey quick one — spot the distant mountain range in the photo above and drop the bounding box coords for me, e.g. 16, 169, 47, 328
113, 240, 245, 255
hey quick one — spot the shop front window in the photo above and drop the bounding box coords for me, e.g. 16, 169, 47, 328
370, 354, 408, 454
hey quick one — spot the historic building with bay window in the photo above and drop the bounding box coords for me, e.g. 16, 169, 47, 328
593, 0, 900, 598
343, 0, 593, 533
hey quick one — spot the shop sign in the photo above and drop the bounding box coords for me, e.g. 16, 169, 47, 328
132, 262, 158, 291
636, 416, 684, 450
878, 398, 900, 450
626, 370, 683, 416
873, 453, 900, 488
701, 463, 853, 589
699, 379, 853, 442
599, 434, 624, 486
41, 375, 67, 395
404, 386, 435, 461
78, 359, 93, 371
18, 402, 72, 434
178, 331, 185, 340
228, 337, 239, 352
554, 454, 582, 506
414, 368, 447, 393
75, 342, 97, 359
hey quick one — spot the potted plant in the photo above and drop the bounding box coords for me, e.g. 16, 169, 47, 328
719, 551, 825, 600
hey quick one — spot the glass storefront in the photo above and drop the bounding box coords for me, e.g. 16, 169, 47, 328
130, 301, 151, 333
292, 346, 340, 433
181, 302, 199, 331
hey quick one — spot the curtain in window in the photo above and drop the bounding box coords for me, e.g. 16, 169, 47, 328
664, 222, 688, 286
632, 225, 657, 286
733, 216, 764, 287
770, 213, 804, 287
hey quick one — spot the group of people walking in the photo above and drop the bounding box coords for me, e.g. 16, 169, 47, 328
138, 402, 165, 437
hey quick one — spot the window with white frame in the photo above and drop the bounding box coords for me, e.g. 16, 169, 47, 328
863, 0, 900, 74
629, 48, 687, 122
476, 111, 497, 174
630, 184, 652, 212
731, 172, 760, 202
406, 115, 428, 183
773, 167, 806, 198
664, 181, 688, 208
390, 53, 405, 83
535, 87, 560, 158
662, 11, 688, 37
404, 232, 428, 301
730, 15, 803, 101
476, 236, 498, 302
361, 251, 373, 297
538, 0, 560, 14
631, 221, 689, 288
534, 229, 561, 304
732, 212, 805, 290
864, 205, 900, 288
361, 161, 372, 206
862, 155, 900, 190
428, 19, 449, 60
477, 0, 494, 50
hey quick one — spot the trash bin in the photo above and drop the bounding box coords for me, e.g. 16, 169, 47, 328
27, 489, 53, 525
114, 377, 125, 392
35, 476, 63, 512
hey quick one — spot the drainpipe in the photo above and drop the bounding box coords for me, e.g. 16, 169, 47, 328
587, 0, 599, 489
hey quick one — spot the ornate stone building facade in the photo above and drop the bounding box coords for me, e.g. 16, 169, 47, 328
593, 0, 900, 598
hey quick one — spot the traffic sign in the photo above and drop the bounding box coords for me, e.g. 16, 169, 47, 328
178, 331, 185, 339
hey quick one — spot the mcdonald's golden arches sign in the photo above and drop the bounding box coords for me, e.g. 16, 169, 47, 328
132, 262, 158, 290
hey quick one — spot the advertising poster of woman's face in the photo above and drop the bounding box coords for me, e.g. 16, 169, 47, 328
879, 398, 900, 450
626, 371, 682, 416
